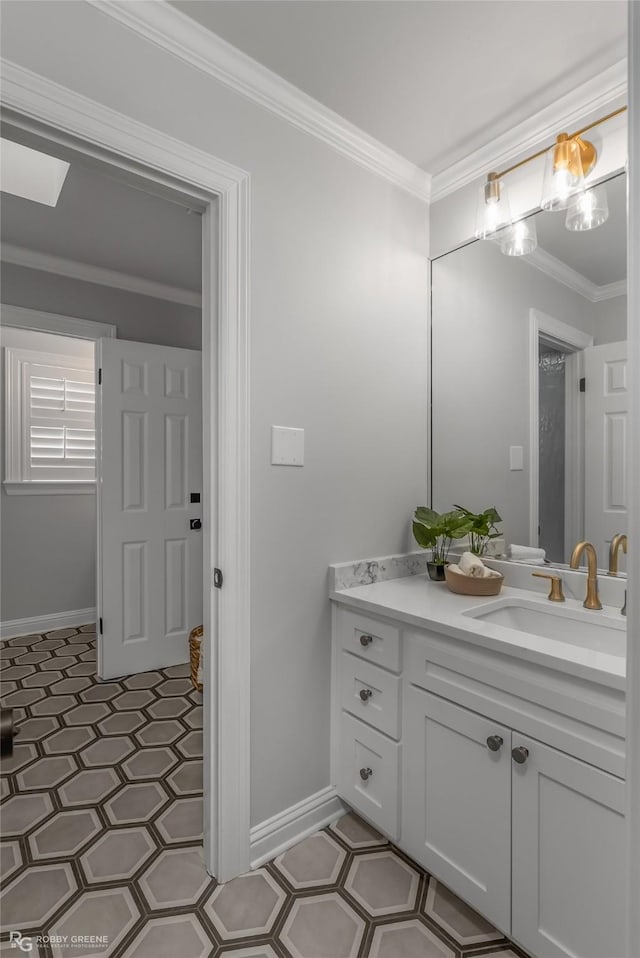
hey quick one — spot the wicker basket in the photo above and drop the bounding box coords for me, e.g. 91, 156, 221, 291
189, 625, 204, 692
444, 565, 504, 597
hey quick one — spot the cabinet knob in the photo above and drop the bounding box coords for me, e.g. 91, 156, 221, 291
512, 746, 529, 765
359, 688, 373, 702
359, 766, 373, 781
359, 634, 373, 647
486, 735, 503, 752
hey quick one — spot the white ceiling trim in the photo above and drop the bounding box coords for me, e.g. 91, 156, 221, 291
431, 60, 627, 204
87, 0, 431, 203
526, 247, 626, 303
2, 243, 202, 307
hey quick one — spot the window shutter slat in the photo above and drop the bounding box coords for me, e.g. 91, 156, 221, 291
26, 365, 96, 480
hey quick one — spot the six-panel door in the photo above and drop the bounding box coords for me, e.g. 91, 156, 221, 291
97, 338, 203, 679
402, 686, 512, 935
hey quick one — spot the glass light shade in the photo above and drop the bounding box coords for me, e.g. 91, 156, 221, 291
474, 175, 512, 239
541, 135, 585, 211
497, 218, 538, 256
565, 185, 609, 231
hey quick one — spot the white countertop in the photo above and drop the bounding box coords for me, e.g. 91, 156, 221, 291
330, 575, 626, 692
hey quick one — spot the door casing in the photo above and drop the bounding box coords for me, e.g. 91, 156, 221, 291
1, 62, 251, 883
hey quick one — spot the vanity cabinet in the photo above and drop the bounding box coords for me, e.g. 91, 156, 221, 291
511, 735, 626, 958
403, 686, 512, 932
331, 603, 627, 958
403, 686, 627, 957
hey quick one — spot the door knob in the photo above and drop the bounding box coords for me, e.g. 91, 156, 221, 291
486, 735, 503, 752
359, 634, 373, 647
512, 746, 529, 765
359, 688, 373, 702
190, 519, 202, 530
359, 767, 373, 781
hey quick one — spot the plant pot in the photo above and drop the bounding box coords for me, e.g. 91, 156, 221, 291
427, 561, 448, 581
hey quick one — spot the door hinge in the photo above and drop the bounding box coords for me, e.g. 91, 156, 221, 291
213, 568, 223, 589
98, 368, 102, 385
99, 617, 103, 634
579, 377, 586, 392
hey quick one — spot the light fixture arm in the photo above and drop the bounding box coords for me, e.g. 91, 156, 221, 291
488, 105, 627, 183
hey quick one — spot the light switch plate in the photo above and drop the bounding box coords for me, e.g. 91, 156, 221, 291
509, 445, 524, 471
272, 426, 304, 466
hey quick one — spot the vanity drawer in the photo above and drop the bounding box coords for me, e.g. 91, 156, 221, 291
336, 608, 401, 672
337, 711, 400, 839
340, 652, 401, 739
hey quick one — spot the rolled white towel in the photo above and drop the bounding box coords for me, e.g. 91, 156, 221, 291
509, 544, 546, 560
459, 551, 489, 578
511, 556, 547, 566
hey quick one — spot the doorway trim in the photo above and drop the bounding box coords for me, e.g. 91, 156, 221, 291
1, 59, 251, 881
528, 309, 593, 553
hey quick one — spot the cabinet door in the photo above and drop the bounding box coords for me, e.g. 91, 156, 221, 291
338, 712, 400, 839
403, 686, 512, 934
511, 735, 627, 958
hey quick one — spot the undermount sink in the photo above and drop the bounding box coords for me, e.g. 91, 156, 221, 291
462, 597, 626, 657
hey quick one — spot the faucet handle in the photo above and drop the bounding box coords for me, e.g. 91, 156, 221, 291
531, 571, 565, 602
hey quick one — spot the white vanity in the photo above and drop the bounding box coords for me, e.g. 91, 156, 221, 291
330, 563, 627, 958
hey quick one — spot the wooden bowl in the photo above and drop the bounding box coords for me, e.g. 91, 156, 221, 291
444, 565, 504, 596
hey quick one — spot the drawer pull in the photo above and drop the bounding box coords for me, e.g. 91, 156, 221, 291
512, 746, 529, 765
486, 735, 503, 752
359, 634, 373, 647
359, 766, 373, 781
359, 688, 373, 702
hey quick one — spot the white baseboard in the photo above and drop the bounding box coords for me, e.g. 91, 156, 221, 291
0, 608, 96, 640
250, 785, 347, 869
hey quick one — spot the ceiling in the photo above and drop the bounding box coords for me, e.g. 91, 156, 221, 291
0, 140, 202, 295
171, 0, 627, 175
0, 3, 627, 293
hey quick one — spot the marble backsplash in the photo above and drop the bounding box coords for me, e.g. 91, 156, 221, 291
329, 551, 430, 591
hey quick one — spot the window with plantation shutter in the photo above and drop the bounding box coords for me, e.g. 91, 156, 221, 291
4, 346, 96, 490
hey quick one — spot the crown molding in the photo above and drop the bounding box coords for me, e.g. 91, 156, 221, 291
87, 0, 430, 203
1, 243, 202, 308
526, 247, 626, 303
431, 60, 627, 203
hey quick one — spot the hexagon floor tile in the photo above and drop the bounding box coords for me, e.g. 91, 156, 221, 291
122, 914, 213, 958
274, 832, 346, 888
279, 893, 366, 958
81, 827, 156, 883
344, 849, 420, 916
205, 869, 286, 940
0, 626, 531, 958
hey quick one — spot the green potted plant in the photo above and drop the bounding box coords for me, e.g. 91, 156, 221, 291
413, 507, 473, 581
453, 504, 503, 556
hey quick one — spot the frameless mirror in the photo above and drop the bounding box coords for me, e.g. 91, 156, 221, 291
431, 172, 627, 573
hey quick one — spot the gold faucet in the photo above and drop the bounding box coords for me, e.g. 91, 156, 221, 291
608, 533, 627, 576
531, 571, 565, 602
570, 541, 602, 610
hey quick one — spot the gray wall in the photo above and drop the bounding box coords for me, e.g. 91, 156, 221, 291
594, 294, 627, 345
1, 327, 97, 621
1, 2, 430, 827
1, 277, 201, 623
1, 263, 202, 348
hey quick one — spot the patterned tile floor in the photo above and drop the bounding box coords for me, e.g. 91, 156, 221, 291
1, 627, 530, 958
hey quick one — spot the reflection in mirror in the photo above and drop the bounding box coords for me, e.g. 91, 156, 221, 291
431, 172, 627, 573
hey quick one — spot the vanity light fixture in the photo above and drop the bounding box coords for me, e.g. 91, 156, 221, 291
474, 172, 512, 239
565, 184, 609, 231
497, 218, 538, 257
475, 105, 626, 254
